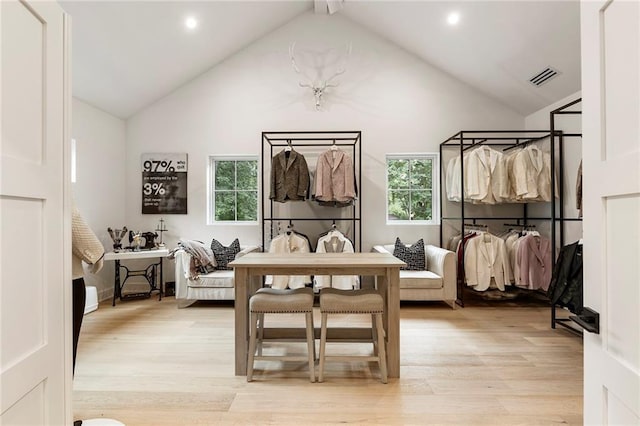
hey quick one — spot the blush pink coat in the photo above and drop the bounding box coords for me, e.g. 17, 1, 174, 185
314, 149, 356, 203
516, 234, 552, 291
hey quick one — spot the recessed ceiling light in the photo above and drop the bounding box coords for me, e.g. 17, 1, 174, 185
185, 17, 198, 30
447, 12, 460, 26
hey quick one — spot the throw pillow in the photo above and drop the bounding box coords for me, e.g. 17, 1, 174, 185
210, 238, 241, 270
392, 237, 426, 271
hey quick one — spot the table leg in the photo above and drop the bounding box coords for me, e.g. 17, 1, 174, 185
112, 260, 121, 306
385, 267, 400, 378
234, 267, 248, 376
158, 257, 163, 301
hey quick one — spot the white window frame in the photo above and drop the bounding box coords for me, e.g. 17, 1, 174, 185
208, 155, 259, 225
385, 153, 440, 225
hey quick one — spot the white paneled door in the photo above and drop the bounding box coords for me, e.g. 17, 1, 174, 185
581, 0, 640, 424
1, 1, 71, 424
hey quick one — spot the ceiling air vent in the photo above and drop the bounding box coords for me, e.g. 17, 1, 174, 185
529, 67, 560, 87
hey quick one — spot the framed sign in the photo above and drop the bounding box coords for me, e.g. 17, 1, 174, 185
142, 153, 188, 214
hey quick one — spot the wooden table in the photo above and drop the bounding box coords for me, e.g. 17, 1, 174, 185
228, 252, 405, 378
104, 248, 169, 306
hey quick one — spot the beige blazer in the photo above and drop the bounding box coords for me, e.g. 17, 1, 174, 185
445, 156, 461, 201
266, 233, 311, 289
512, 145, 553, 202
466, 147, 509, 204
314, 149, 356, 203
72, 205, 105, 279
463, 233, 512, 291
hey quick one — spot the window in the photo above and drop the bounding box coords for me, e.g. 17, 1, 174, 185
209, 156, 258, 223
386, 154, 439, 224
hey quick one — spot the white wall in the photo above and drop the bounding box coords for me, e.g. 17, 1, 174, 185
125, 12, 524, 259
72, 98, 126, 300
525, 91, 582, 246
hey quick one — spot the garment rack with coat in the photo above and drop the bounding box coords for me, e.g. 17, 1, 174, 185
261, 130, 362, 253
549, 98, 583, 335
439, 129, 572, 307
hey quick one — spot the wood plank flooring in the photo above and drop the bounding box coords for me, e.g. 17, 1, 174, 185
73, 296, 583, 425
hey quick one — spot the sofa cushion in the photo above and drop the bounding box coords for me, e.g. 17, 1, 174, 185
399, 270, 443, 289
210, 238, 240, 270
393, 238, 426, 271
187, 270, 235, 288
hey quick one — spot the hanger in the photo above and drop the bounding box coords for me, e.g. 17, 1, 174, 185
319, 221, 340, 238
330, 139, 338, 151
464, 223, 487, 235
285, 139, 292, 152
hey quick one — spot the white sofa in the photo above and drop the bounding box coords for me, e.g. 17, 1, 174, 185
173, 245, 260, 308
373, 244, 457, 308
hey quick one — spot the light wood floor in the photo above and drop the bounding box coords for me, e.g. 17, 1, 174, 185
73, 295, 583, 425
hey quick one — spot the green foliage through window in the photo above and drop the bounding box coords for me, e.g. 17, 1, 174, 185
212, 158, 258, 222
387, 156, 435, 222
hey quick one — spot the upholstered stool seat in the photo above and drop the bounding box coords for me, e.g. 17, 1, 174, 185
318, 288, 388, 383
247, 287, 316, 382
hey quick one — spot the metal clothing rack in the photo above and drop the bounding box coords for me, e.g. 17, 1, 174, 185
439, 130, 556, 307
549, 98, 583, 336
261, 131, 362, 253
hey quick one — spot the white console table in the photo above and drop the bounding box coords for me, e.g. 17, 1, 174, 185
104, 248, 169, 306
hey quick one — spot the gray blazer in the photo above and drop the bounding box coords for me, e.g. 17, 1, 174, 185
270, 149, 310, 202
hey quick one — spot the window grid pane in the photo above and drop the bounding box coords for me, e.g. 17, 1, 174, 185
212, 158, 258, 222
387, 156, 436, 223
215, 161, 236, 191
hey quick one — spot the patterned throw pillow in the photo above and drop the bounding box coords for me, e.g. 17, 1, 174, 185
392, 237, 426, 271
210, 238, 241, 270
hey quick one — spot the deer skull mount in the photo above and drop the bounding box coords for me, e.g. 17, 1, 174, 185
289, 42, 351, 110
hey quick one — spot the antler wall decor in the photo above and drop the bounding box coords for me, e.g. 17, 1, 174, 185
289, 42, 352, 110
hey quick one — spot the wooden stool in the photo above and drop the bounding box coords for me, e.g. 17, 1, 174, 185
318, 288, 388, 383
247, 287, 316, 382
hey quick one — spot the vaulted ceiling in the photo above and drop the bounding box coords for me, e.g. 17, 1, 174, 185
60, 1, 581, 119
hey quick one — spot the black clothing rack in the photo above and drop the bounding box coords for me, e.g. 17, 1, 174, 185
261, 131, 362, 252
549, 98, 583, 336
439, 130, 557, 307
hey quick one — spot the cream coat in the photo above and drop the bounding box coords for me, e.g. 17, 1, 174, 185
266, 233, 311, 289
72, 205, 105, 279
465, 146, 509, 204
313, 231, 358, 290
314, 149, 356, 203
463, 233, 512, 291
512, 145, 553, 202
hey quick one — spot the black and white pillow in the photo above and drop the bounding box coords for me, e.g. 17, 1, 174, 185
392, 237, 426, 271
210, 238, 241, 270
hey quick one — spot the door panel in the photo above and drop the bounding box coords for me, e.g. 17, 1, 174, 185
1, 0, 44, 163
1, 198, 45, 366
604, 195, 639, 371
0, 0, 70, 424
602, 0, 639, 161
582, 0, 640, 424
1, 382, 46, 426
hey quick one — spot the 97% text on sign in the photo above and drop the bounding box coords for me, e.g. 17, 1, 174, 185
143, 160, 175, 172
